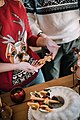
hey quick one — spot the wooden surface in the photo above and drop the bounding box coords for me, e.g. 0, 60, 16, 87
0, 74, 78, 120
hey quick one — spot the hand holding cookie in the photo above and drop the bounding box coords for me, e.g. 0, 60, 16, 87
38, 53, 52, 65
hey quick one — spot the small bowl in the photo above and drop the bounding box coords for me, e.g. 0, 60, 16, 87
10, 87, 25, 104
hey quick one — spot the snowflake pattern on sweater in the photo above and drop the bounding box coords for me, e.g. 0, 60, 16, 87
23, 0, 79, 14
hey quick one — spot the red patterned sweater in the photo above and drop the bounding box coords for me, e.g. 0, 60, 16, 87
0, 0, 40, 92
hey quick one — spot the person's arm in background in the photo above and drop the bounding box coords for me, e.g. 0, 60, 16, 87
22, 0, 42, 36
22, 2, 60, 60
23, 0, 58, 39
23, 0, 60, 59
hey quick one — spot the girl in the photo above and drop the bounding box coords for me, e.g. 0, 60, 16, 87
0, 0, 59, 92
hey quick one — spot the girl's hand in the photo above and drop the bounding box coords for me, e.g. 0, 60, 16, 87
16, 62, 44, 73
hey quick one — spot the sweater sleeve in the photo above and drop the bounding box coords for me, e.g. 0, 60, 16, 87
25, 13, 39, 47
23, 0, 43, 35
20, 2, 39, 46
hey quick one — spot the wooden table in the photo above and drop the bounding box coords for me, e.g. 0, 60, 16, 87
0, 74, 78, 120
